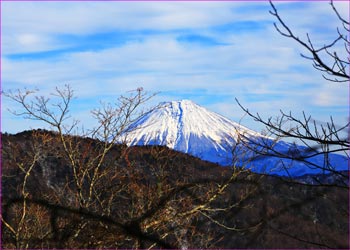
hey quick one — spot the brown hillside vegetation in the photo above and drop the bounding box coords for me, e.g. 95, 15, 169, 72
1, 130, 349, 248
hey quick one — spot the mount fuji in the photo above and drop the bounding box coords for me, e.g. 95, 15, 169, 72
121, 100, 348, 177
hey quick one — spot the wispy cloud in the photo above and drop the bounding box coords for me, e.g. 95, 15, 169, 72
2, 1, 348, 133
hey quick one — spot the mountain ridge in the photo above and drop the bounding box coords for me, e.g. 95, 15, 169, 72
121, 100, 348, 177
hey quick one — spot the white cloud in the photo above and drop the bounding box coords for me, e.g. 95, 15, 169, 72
2, 1, 348, 134
17, 33, 40, 46
313, 83, 348, 107
2, 1, 255, 55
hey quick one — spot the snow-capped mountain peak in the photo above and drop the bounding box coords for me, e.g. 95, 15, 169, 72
123, 99, 260, 161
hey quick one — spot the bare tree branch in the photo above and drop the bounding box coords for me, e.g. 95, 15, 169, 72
269, 0, 350, 82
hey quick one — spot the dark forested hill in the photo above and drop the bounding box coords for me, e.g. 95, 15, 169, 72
1, 130, 348, 249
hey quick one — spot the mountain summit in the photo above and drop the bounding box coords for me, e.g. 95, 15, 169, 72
122, 100, 260, 164
122, 100, 348, 177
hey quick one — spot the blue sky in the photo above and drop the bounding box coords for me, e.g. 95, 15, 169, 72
1, 0, 349, 134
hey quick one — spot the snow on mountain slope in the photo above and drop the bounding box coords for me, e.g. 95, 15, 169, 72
121, 100, 348, 177
122, 100, 259, 162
